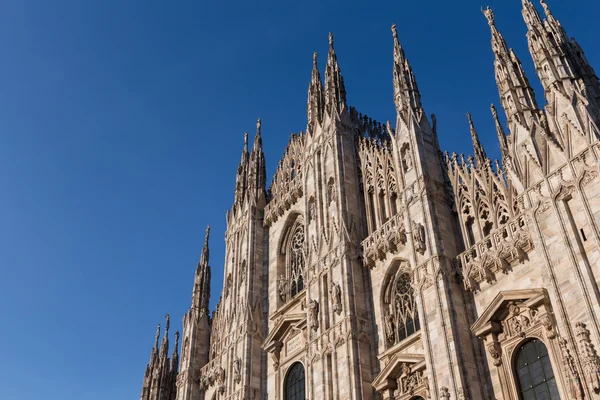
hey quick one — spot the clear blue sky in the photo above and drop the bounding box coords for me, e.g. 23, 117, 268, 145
0, 0, 597, 399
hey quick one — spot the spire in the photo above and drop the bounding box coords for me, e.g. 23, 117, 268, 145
193, 225, 211, 313
254, 118, 262, 148
171, 330, 180, 372
391, 23, 422, 118
233, 133, 250, 207
153, 323, 161, 351
307, 51, 324, 131
466, 113, 487, 166
522, 0, 600, 105
159, 314, 170, 360
483, 6, 539, 126
324, 33, 347, 117
248, 118, 267, 204
491, 104, 509, 160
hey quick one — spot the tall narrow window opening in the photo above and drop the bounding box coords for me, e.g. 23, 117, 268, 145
515, 339, 560, 400
284, 363, 305, 400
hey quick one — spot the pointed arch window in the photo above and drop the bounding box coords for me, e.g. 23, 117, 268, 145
515, 339, 560, 400
384, 268, 420, 346
284, 362, 305, 400
288, 221, 305, 298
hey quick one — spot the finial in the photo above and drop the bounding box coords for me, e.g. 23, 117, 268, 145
467, 112, 475, 130
256, 118, 261, 135
244, 132, 248, 146
386, 120, 394, 136
490, 104, 499, 120
165, 314, 170, 333
328, 32, 334, 48
154, 324, 161, 348
313, 51, 318, 65
174, 331, 180, 344
482, 6, 495, 26
391, 23, 398, 39
204, 225, 210, 243
540, 0, 551, 15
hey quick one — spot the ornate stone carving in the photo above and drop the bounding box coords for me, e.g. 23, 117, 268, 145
558, 337, 584, 399
439, 386, 450, 399
412, 222, 426, 255
501, 302, 532, 339
487, 340, 503, 366
277, 275, 287, 302
575, 322, 600, 392
233, 357, 241, 384
330, 282, 342, 315
308, 299, 319, 331
361, 213, 407, 267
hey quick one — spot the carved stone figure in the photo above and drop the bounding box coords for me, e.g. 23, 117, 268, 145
487, 341, 502, 366
384, 312, 395, 343
233, 358, 242, 384
440, 386, 450, 399
277, 275, 287, 302
308, 299, 319, 331
412, 222, 426, 254
330, 282, 342, 315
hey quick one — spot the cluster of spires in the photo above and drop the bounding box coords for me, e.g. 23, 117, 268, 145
447, 0, 599, 178
140, 314, 179, 400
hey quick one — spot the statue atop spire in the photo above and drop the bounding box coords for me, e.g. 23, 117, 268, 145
482, 6, 494, 26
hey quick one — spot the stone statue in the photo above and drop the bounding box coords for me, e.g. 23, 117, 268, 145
412, 222, 426, 255
330, 282, 342, 315
385, 312, 395, 342
308, 299, 319, 331
277, 275, 287, 301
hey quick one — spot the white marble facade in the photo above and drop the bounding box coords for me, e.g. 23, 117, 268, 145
140, 2, 600, 399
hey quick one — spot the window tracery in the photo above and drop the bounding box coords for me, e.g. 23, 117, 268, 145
288, 221, 305, 298
384, 268, 420, 345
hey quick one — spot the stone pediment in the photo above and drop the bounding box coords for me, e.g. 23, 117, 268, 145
471, 288, 548, 337
262, 313, 306, 353
372, 353, 426, 392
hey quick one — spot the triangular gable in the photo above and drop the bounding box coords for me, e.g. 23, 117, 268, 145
471, 288, 547, 337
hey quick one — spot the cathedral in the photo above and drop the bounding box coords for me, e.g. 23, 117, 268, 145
139, 1, 600, 399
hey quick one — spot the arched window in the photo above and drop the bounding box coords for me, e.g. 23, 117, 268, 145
393, 273, 420, 342
284, 362, 305, 400
288, 222, 305, 298
515, 339, 560, 400
384, 270, 420, 345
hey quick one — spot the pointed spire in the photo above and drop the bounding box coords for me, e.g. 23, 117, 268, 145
522, 0, 600, 107
324, 32, 347, 117
307, 51, 324, 130
491, 104, 509, 160
171, 330, 180, 369
154, 323, 161, 350
466, 113, 487, 166
391, 23, 422, 118
254, 118, 262, 146
193, 225, 211, 313
483, 6, 539, 126
159, 314, 170, 359
200, 225, 210, 267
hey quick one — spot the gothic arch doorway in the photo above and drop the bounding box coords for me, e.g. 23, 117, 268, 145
284, 362, 305, 400
514, 339, 560, 399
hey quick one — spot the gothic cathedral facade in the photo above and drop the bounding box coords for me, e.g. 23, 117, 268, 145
140, 2, 600, 399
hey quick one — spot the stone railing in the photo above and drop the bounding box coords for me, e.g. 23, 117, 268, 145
264, 175, 303, 226
459, 214, 534, 292
361, 213, 407, 268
